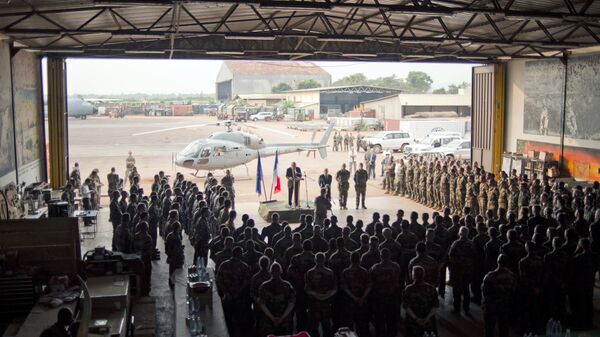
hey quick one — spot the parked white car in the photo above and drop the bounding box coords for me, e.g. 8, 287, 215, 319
360, 130, 413, 153
249, 111, 273, 121
412, 139, 471, 162
403, 132, 462, 154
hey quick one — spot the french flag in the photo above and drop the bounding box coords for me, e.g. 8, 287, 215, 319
273, 149, 281, 193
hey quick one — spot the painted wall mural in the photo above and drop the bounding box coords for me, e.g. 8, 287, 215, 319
11, 50, 43, 170
0, 41, 16, 182
565, 54, 600, 141
523, 59, 565, 137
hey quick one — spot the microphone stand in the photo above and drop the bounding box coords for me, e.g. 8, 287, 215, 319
303, 171, 310, 208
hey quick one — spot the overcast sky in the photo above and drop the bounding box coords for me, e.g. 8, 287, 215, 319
55, 58, 475, 95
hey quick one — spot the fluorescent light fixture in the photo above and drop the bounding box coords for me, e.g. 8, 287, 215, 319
497, 56, 512, 60
400, 39, 442, 45
206, 51, 244, 55
504, 14, 558, 21
277, 52, 313, 56
341, 53, 377, 57
44, 49, 84, 53
317, 37, 364, 43
403, 54, 436, 58
224, 34, 276, 41
124, 50, 165, 54
455, 55, 489, 60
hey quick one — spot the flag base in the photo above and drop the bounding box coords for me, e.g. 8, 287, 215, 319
258, 200, 315, 223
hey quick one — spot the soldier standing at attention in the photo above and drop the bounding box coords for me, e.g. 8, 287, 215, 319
257, 263, 296, 337
332, 131, 339, 151
482, 254, 517, 337
384, 155, 396, 194
305, 252, 337, 337
448, 226, 476, 315
370, 248, 402, 337
165, 221, 184, 289
125, 151, 135, 187
314, 188, 332, 226
340, 251, 372, 336
287, 240, 315, 331
487, 177, 500, 218
343, 132, 350, 152
318, 168, 333, 201
335, 164, 350, 210
440, 166, 450, 209
133, 222, 153, 296
406, 159, 414, 198
109, 190, 122, 251
221, 169, 235, 210
193, 207, 211, 266
354, 163, 369, 210
394, 158, 405, 196
107, 167, 119, 198
478, 175, 489, 218
348, 148, 357, 173
366, 148, 377, 179
217, 246, 252, 337
336, 132, 344, 153
348, 133, 355, 151
403, 265, 440, 337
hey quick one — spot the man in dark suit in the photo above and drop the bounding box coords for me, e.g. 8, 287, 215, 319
318, 168, 333, 201
286, 162, 302, 208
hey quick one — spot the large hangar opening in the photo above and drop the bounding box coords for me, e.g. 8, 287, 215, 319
1, 1, 600, 337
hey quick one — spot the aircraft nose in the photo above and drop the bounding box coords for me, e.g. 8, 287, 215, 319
174, 153, 193, 168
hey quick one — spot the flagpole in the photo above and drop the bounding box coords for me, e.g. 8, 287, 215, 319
269, 150, 276, 201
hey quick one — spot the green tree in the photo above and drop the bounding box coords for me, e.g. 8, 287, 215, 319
369, 75, 405, 89
433, 88, 447, 94
296, 79, 322, 90
405, 71, 433, 93
332, 73, 368, 86
279, 99, 295, 114
272, 82, 292, 93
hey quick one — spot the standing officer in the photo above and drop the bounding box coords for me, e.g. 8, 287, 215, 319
107, 167, 119, 198
384, 155, 396, 194
333, 131, 339, 151
482, 254, 517, 337
314, 188, 332, 226
370, 248, 402, 337
221, 169, 235, 210
440, 166, 450, 209
366, 148, 376, 179
133, 222, 153, 296
336, 163, 350, 210
403, 265, 440, 337
318, 168, 333, 201
286, 162, 302, 208
257, 263, 296, 337
165, 222, 184, 289
340, 251, 371, 336
354, 163, 369, 210
125, 151, 136, 187
217, 246, 252, 337
394, 158, 405, 196
305, 252, 337, 337
448, 226, 476, 315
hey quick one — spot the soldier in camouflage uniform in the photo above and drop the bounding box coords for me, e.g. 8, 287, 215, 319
530, 179, 542, 207
478, 175, 489, 217
403, 265, 440, 337
287, 240, 315, 331
518, 182, 531, 213
257, 263, 296, 337
217, 246, 252, 336
448, 226, 476, 315
193, 207, 211, 266
498, 180, 509, 212
419, 164, 428, 204
354, 163, 369, 210
384, 155, 395, 194
133, 222, 154, 296
340, 251, 371, 337
406, 159, 414, 198
221, 169, 235, 210
487, 177, 499, 218
449, 167, 457, 212
508, 180, 520, 216
413, 162, 421, 201
336, 164, 350, 210
433, 162, 442, 209
370, 248, 402, 337
440, 166, 450, 209
394, 158, 406, 196
314, 188, 332, 226
423, 165, 432, 206
305, 252, 337, 337
408, 242, 439, 286
165, 222, 184, 289
456, 167, 467, 215
482, 254, 517, 337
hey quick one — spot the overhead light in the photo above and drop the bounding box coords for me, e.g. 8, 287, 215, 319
504, 14, 559, 21
318, 37, 364, 43
206, 51, 244, 55
400, 39, 441, 45
497, 56, 512, 60
124, 50, 165, 54
455, 55, 489, 60
403, 54, 436, 59
277, 52, 313, 56
341, 53, 377, 57
224, 34, 276, 41
44, 49, 85, 54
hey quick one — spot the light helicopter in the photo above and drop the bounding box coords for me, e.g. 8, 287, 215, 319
135, 120, 333, 176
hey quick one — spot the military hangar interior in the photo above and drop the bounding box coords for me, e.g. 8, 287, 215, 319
1, 0, 600, 337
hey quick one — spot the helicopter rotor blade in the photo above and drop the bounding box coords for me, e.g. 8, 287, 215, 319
132, 123, 210, 136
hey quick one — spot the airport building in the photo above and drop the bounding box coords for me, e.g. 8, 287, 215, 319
215, 61, 331, 102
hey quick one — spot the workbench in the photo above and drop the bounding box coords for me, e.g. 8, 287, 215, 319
3, 299, 78, 337
86, 275, 130, 337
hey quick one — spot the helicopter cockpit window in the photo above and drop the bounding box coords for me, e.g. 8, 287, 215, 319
244, 136, 251, 146
182, 141, 202, 157
200, 147, 211, 158
213, 146, 226, 157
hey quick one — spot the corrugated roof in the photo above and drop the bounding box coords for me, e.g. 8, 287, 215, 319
223, 61, 330, 76
286, 85, 401, 93
235, 93, 287, 100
